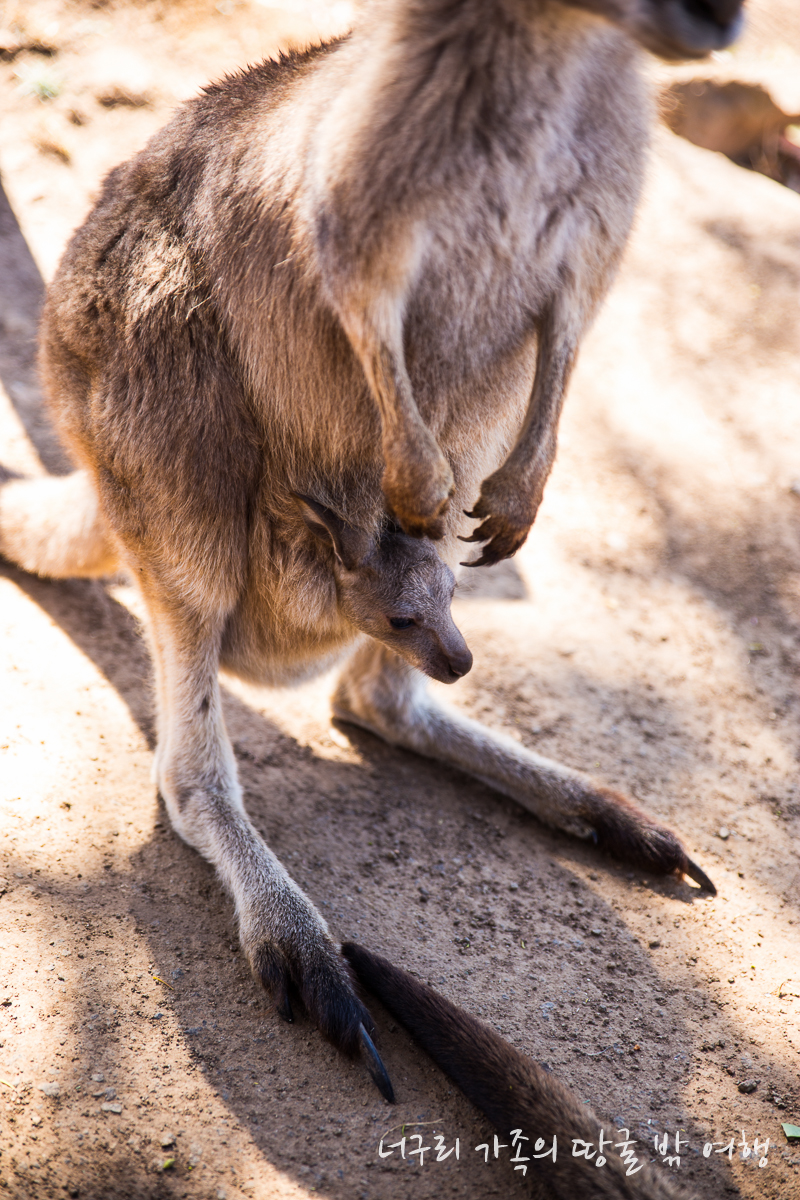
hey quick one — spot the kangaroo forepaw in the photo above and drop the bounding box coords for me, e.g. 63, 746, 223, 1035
460, 472, 538, 565
381, 442, 454, 540
458, 511, 531, 565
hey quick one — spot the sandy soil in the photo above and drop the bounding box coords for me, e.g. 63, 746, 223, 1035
1, 1, 799, 1198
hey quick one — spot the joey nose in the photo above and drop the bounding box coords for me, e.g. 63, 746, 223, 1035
703, 0, 743, 25
446, 645, 473, 679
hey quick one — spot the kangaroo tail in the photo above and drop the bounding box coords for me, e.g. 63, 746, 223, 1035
0, 469, 119, 579
343, 942, 693, 1200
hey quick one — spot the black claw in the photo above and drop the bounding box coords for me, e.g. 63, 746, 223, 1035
461, 551, 493, 568
684, 857, 717, 895
463, 509, 478, 519
457, 531, 484, 544
358, 1022, 395, 1103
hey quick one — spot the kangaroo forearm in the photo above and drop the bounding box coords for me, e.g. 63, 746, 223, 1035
497, 320, 577, 503
353, 331, 454, 535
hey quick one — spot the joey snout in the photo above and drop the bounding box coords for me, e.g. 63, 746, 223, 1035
326, 514, 473, 682
343, 591, 473, 683
426, 623, 473, 683
382, 612, 473, 683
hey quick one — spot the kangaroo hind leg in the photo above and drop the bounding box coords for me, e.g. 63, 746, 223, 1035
0, 469, 119, 579
141, 588, 394, 1098
334, 642, 715, 892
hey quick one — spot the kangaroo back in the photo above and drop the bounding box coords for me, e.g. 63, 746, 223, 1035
343, 942, 693, 1200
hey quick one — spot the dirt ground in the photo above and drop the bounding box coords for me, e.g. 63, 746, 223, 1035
1, 1, 799, 1198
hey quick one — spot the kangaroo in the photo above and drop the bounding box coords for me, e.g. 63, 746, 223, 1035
344, 941, 693, 1199
662, 78, 800, 188
0, 0, 741, 1095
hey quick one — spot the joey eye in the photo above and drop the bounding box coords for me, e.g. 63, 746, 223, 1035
389, 617, 416, 630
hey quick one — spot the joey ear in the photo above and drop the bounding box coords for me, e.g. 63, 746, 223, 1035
292, 494, 371, 569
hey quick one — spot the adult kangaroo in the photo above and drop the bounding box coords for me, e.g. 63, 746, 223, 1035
0, 0, 739, 1091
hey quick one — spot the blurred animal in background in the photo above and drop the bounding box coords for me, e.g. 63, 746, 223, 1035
663, 78, 800, 192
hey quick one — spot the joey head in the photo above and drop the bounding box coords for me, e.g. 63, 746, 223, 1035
294, 494, 473, 684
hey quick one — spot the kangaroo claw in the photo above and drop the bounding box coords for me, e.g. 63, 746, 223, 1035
358, 1022, 395, 1103
684, 857, 716, 894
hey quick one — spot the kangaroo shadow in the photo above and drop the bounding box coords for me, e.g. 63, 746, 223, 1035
1, 544, 755, 1199
0, 177, 70, 476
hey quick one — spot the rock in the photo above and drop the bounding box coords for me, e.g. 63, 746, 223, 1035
101, 1102, 123, 1114
738, 1079, 758, 1094
39, 1082, 60, 1098
160, 1133, 176, 1148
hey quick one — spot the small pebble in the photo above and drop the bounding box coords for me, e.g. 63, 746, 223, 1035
101, 1102, 123, 1114
648, 940, 661, 949
717, 827, 730, 840
738, 1079, 758, 1094
161, 1133, 176, 1149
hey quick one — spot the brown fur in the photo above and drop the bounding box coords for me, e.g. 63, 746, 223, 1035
0, 0, 738, 1087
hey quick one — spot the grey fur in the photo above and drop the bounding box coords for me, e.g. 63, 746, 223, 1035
0, 0, 733, 1083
